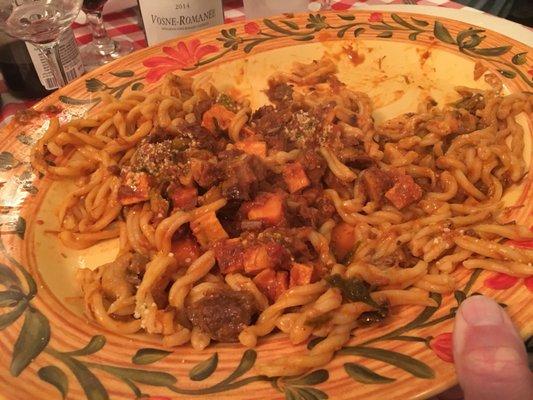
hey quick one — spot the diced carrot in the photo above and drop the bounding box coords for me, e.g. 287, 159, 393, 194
191, 212, 228, 248
385, 174, 423, 209
243, 242, 290, 274
253, 269, 288, 302
274, 271, 289, 300
213, 239, 245, 273
330, 222, 356, 261
253, 268, 277, 303
289, 262, 314, 287
265, 241, 292, 270
243, 245, 271, 275
235, 140, 267, 158
171, 236, 201, 268
201, 104, 236, 133
387, 169, 405, 184
282, 162, 310, 193
247, 193, 284, 226
117, 171, 150, 205
169, 185, 198, 211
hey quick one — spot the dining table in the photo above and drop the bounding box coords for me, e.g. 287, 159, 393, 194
0, 0, 483, 127
0, 1, 529, 400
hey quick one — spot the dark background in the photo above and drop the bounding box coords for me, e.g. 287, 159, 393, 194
455, 0, 533, 27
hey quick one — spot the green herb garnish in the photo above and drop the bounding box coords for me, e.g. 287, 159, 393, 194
217, 93, 238, 113
326, 274, 380, 308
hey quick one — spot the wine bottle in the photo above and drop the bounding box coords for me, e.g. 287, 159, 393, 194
138, 0, 225, 46
0, 28, 85, 99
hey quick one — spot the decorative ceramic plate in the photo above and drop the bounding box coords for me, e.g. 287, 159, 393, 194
0, 6, 531, 400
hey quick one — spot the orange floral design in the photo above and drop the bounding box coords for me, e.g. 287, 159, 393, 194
368, 12, 383, 22
430, 332, 454, 363
331, 0, 356, 11
143, 39, 218, 83
484, 272, 533, 292
244, 22, 261, 35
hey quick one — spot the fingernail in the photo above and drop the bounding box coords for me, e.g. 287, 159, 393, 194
459, 296, 504, 327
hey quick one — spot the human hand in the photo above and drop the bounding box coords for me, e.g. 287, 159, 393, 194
435, 295, 533, 400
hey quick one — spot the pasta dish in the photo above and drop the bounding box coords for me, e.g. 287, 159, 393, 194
31, 57, 533, 376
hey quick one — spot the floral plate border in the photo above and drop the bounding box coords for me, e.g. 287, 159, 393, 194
0, 9, 532, 400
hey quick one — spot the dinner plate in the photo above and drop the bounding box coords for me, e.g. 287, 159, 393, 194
0, 6, 532, 400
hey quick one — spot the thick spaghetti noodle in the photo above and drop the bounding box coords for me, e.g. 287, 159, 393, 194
32, 58, 533, 376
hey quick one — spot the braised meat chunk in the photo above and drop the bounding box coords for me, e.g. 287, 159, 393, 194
360, 167, 394, 204
118, 171, 151, 206
186, 288, 257, 342
267, 80, 293, 105
213, 238, 245, 274
168, 184, 198, 211
219, 155, 268, 201
98, 253, 148, 302
251, 105, 292, 150
300, 150, 327, 185
385, 174, 423, 209
191, 158, 221, 188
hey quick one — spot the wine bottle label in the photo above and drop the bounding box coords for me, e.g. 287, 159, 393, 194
139, 0, 224, 46
25, 29, 85, 90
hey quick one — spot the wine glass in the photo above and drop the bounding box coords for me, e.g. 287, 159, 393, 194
0, 0, 84, 87
79, 0, 134, 70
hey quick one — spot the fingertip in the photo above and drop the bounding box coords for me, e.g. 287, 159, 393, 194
458, 295, 504, 326
452, 296, 532, 400
453, 295, 506, 356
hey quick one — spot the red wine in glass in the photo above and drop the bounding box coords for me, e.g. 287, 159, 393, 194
82, 0, 108, 12
79, 0, 134, 70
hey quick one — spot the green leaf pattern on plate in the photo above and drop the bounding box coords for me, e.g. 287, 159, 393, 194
10, 306, 51, 376
344, 363, 395, 384
433, 21, 456, 44
38, 366, 69, 399
0, 151, 19, 171
0, 263, 22, 288
64, 335, 106, 357
339, 347, 435, 379
132, 348, 172, 365
0, 289, 24, 307
189, 353, 219, 381
0, 300, 27, 330
110, 70, 135, 78
512, 52, 527, 65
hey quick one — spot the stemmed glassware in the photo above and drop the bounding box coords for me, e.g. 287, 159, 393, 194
0, 0, 84, 87
79, 0, 133, 70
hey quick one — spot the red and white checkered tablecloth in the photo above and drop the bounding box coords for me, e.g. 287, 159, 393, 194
0, 0, 476, 125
